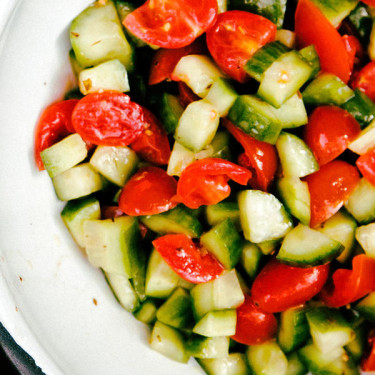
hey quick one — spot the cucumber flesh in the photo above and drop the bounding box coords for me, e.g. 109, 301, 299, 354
187, 335, 230, 359
348, 118, 375, 155
240, 242, 263, 279
298, 45, 320, 79
205, 202, 240, 229
192, 310, 237, 337
355, 223, 375, 258
197, 353, 248, 375
133, 299, 157, 324
158, 93, 184, 135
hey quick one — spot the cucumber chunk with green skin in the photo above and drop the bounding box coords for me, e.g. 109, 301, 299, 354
187, 335, 229, 359
258, 50, 313, 108
286, 352, 307, 375
246, 341, 288, 375
228, 95, 282, 144
69, 49, 84, 77
302, 73, 355, 106
83, 216, 141, 278
200, 218, 243, 270
342, 89, 375, 128
133, 299, 157, 324
356, 223, 375, 258
348, 119, 375, 155
205, 202, 240, 229
195, 131, 233, 161
61, 196, 101, 248
277, 223, 344, 267
345, 325, 366, 364
197, 353, 248, 375
276, 132, 319, 178
240, 242, 262, 279
298, 45, 320, 80
276, 30, 296, 49
41, 133, 88, 178
70, 0, 134, 71
238, 190, 293, 243
140, 206, 203, 238
167, 141, 196, 177
158, 93, 184, 135
258, 238, 281, 255
150, 321, 189, 363
348, 3, 373, 45
193, 310, 237, 337
355, 292, 375, 322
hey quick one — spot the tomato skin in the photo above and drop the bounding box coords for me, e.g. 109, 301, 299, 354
357, 148, 375, 186
152, 233, 224, 283
118, 166, 177, 216
176, 158, 252, 209
295, 0, 351, 83
130, 107, 170, 165
34, 99, 79, 170
251, 258, 330, 313
232, 295, 278, 345
360, 0, 375, 5
178, 82, 200, 108
305, 160, 360, 227
223, 119, 278, 191
362, 331, 375, 372
304, 106, 361, 166
321, 255, 375, 307
352, 61, 375, 102
124, 0, 217, 49
206, 10, 276, 82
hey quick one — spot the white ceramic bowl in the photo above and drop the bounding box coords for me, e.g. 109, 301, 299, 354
0, 1, 202, 374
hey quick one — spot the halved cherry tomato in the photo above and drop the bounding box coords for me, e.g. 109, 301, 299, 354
119, 166, 177, 216
295, 0, 351, 83
101, 206, 124, 220
223, 119, 278, 191
177, 82, 200, 108
251, 258, 330, 313
305, 160, 360, 227
360, 0, 375, 6
130, 107, 170, 165
206, 10, 276, 82
321, 255, 375, 307
124, 0, 217, 49
175, 158, 252, 209
352, 61, 375, 102
34, 99, 79, 170
357, 148, 375, 186
152, 233, 224, 283
342, 35, 363, 75
72, 91, 145, 146
362, 330, 375, 372
149, 39, 206, 85
304, 106, 361, 166
232, 295, 278, 345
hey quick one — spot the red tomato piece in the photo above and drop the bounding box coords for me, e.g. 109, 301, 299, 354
251, 258, 330, 313
118, 166, 177, 216
149, 39, 206, 85
352, 61, 375, 102
362, 331, 375, 372
232, 295, 278, 345
320, 255, 375, 307
130, 107, 170, 165
176, 158, 252, 209
124, 0, 217, 49
295, 0, 351, 83
223, 119, 278, 191
305, 160, 360, 227
206, 10, 276, 82
71, 91, 146, 146
34, 99, 79, 170
152, 233, 224, 283
177, 82, 200, 108
304, 106, 361, 166
101, 206, 124, 220
360, 0, 375, 5
357, 148, 375, 186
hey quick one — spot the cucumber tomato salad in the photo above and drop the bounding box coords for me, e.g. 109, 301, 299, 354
34, 0, 375, 373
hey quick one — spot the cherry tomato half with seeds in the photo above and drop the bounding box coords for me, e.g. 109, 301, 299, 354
352, 61, 375, 102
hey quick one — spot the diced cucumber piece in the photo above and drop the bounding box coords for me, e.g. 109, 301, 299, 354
276, 30, 296, 49
277, 223, 344, 267
167, 141, 196, 177
345, 325, 366, 364
172, 55, 225, 98
89, 145, 138, 186
348, 3, 372, 45
204, 78, 238, 117
133, 299, 157, 324
78, 59, 130, 95
61, 196, 101, 248
83, 216, 140, 278
245, 41, 290, 82
302, 73, 354, 106
345, 178, 375, 224
145, 249, 180, 299
278, 306, 310, 354
240, 242, 262, 279
276, 132, 319, 178
187, 335, 229, 359
195, 131, 232, 160
52, 163, 105, 201
200, 219, 243, 270
349, 119, 375, 155
140, 206, 202, 238
191, 270, 244, 320
216, 0, 227, 13
193, 310, 236, 337
342, 89, 375, 128
356, 223, 375, 258
238, 190, 293, 243
276, 176, 310, 225
286, 352, 307, 375
41, 133, 87, 178
150, 321, 189, 363
175, 100, 220, 152
258, 50, 312, 108
69, 49, 84, 77
306, 307, 355, 354
205, 202, 240, 229
298, 45, 320, 79
246, 341, 288, 375
197, 353, 248, 375
159, 93, 184, 135
228, 95, 282, 144
316, 210, 357, 263
104, 271, 139, 312
258, 239, 281, 255
70, 0, 134, 71
355, 292, 375, 322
